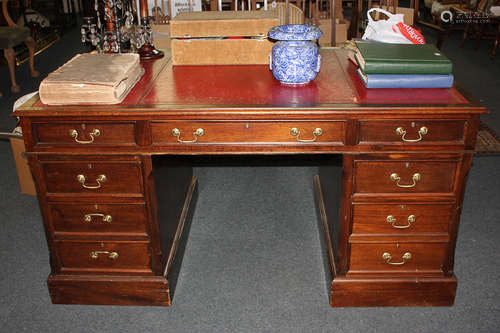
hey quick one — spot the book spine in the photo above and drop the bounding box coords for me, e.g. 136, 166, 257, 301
364, 61, 452, 75
361, 73, 454, 89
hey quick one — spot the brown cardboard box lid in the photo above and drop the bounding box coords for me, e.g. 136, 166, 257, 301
170, 10, 279, 38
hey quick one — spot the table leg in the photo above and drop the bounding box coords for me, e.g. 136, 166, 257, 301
357, 0, 363, 37
4, 48, 20, 93
491, 22, 500, 60
475, 23, 485, 50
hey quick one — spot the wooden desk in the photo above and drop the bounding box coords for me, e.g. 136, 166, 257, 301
13, 49, 487, 307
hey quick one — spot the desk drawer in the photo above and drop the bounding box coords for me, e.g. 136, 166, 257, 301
32, 122, 136, 146
359, 120, 465, 145
151, 121, 344, 145
351, 203, 452, 236
56, 240, 153, 275
41, 161, 143, 195
354, 160, 458, 194
348, 243, 447, 275
49, 203, 148, 236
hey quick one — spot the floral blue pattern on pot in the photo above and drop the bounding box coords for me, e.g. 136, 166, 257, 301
268, 24, 323, 85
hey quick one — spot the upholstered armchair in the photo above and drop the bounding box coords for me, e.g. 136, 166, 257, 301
1, 0, 39, 95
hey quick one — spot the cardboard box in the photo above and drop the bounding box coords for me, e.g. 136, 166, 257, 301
171, 38, 274, 65
318, 19, 349, 47
9, 134, 36, 196
170, 11, 279, 38
170, 11, 279, 65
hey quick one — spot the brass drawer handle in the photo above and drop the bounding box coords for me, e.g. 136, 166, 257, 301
69, 128, 100, 144
395, 126, 428, 143
84, 213, 113, 223
382, 252, 412, 265
386, 215, 416, 229
390, 173, 421, 188
90, 251, 119, 260
171, 128, 204, 143
76, 174, 107, 189
290, 127, 323, 143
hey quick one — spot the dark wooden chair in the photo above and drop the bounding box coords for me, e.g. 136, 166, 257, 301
1, 0, 39, 95
459, 0, 500, 59
410, 0, 449, 49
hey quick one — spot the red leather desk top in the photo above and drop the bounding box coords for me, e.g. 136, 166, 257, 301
32, 49, 474, 110
137, 48, 468, 108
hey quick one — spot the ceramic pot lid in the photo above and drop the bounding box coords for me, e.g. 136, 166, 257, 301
268, 24, 323, 41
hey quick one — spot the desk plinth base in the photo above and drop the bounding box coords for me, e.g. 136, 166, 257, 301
48, 275, 172, 306
330, 277, 457, 307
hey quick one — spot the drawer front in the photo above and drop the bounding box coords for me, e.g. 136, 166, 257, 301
352, 203, 452, 235
56, 241, 152, 274
348, 243, 447, 275
359, 120, 465, 145
42, 161, 143, 195
354, 160, 458, 194
50, 203, 148, 235
151, 121, 344, 145
33, 122, 136, 146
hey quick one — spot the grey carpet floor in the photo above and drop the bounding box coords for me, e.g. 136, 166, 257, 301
1, 143, 499, 332
1, 20, 499, 333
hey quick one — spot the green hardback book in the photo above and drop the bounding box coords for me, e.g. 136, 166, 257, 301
354, 43, 453, 75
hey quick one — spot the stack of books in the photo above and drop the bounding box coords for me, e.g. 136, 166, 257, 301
354, 42, 454, 89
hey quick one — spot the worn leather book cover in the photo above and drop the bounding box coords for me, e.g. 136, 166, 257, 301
39, 53, 144, 105
354, 42, 452, 74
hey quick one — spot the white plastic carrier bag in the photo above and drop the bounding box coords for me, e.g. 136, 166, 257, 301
362, 8, 425, 44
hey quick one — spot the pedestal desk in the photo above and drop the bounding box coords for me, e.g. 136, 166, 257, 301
13, 49, 487, 307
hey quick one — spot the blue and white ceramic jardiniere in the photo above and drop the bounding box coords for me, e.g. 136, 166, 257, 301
268, 24, 323, 85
